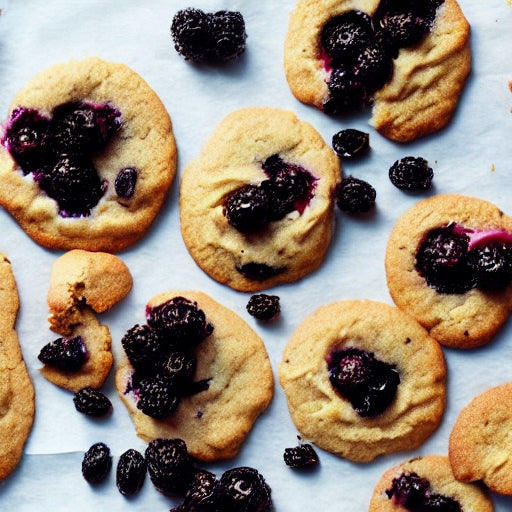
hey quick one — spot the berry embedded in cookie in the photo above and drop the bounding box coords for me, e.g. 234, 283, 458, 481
279, 299, 446, 463
284, 0, 470, 142
180, 107, 340, 292
0, 57, 177, 252
115, 291, 274, 462
385, 194, 512, 349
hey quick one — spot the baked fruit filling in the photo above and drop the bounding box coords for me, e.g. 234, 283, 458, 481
320, 0, 444, 114
327, 347, 400, 417
0, 101, 136, 217
415, 223, 512, 294
121, 297, 214, 420
386, 472, 462, 512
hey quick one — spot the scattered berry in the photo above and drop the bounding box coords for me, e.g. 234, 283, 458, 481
116, 448, 147, 496
328, 347, 400, 417
389, 156, 434, 191
246, 294, 281, 321
182, 469, 218, 510
332, 129, 370, 158
145, 438, 194, 496
283, 442, 319, 469
82, 442, 112, 484
210, 10, 247, 61
335, 176, 376, 214
115, 167, 138, 198
38, 335, 88, 372
73, 387, 112, 417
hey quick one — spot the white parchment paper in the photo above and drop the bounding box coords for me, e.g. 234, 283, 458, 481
1, 0, 512, 510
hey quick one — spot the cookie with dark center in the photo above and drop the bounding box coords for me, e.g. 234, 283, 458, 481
280, 299, 446, 462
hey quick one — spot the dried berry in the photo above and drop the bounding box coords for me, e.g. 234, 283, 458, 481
332, 129, 370, 158
115, 167, 138, 198
389, 156, 434, 191
246, 294, 281, 321
116, 448, 147, 496
82, 442, 112, 484
73, 387, 112, 417
182, 469, 219, 510
335, 176, 376, 214
145, 438, 194, 496
283, 443, 319, 469
38, 335, 88, 372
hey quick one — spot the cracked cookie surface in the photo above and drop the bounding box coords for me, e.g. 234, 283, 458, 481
279, 299, 446, 463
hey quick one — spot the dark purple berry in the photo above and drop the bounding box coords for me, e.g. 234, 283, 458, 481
236, 262, 286, 281
171, 8, 212, 61
182, 469, 219, 510
328, 347, 400, 417
216, 466, 272, 512
73, 387, 112, 417
415, 225, 475, 294
423, 493, 462, 512
352, 41, 393, 89
136, 374, 180, 419
283, 443, 319, 469
115, 167, 137, 198
38, 335, 88, 372
1, 107, 52, 172
116, 448, 147, 496
389, 156, 434, 191
146, 297, 213, 347
162, 351, 196, 383
224, 184, 271, 233
246, 294, 281, 321
210, 10, 247, 61
145, 438, 194, 496
82, 442, 112, 484
466, 243, 512, 290
335, 175, 376, 214
323, 68, 367, 114
121, 323, 168, 372
332, 129, 370, 158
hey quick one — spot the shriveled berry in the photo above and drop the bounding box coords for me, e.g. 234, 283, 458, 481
115, 167, 138, 198
210, 10, 247, 61
73, 387, 112, 417
145, 438, 194, 496
335, 176, 376, 214
38, 335, 88, 372
116, 448, 147, 496
146, 297, 214, 347
283, 443, 319, 469
332, 129, 370, 158
389, 156, 434, 191
466, 243, 512, 290
121, 323, 168, 372
216, 466, 272, 512
182, 469, 218, 510
246, 294, 281, 321
224, 184, 271, 233
136, 374, 180, 419
236, 262, 286, 281
82, 442, 112, 484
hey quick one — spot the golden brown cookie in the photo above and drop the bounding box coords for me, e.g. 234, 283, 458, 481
385, 194, 512, 349
279, 299, 446, 463
283, 0, 470, 142
369, 455, 494, 512
39, 250, 132, 391
115, 290, 274, 462
179, 107, 340, 292
449, 382, 512, 496
0, 57, 177, 252
0, 253, 35, 481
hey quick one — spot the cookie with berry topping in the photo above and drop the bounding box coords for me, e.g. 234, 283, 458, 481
0, 253, 35, 481
449, 382, 512, 496
115, 290, 274, 462
385, 194, 512, 349
283, 0, 470, 142
279, 299, 446, 463
179, 107, 340, 292
0, 57, 176, 252
369, 455, 493, 512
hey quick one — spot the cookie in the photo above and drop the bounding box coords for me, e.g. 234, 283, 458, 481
179, 107, 340, 292
449, 382, 512, 496
39, 250, 132, 391
279, 299, 446, 463
115, 291, 274, 462
385, 194, 512, 349
369, 455, 494, 512
283, 0, 470, 142
0, 253, 35, 481
0, 56, 177, 252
